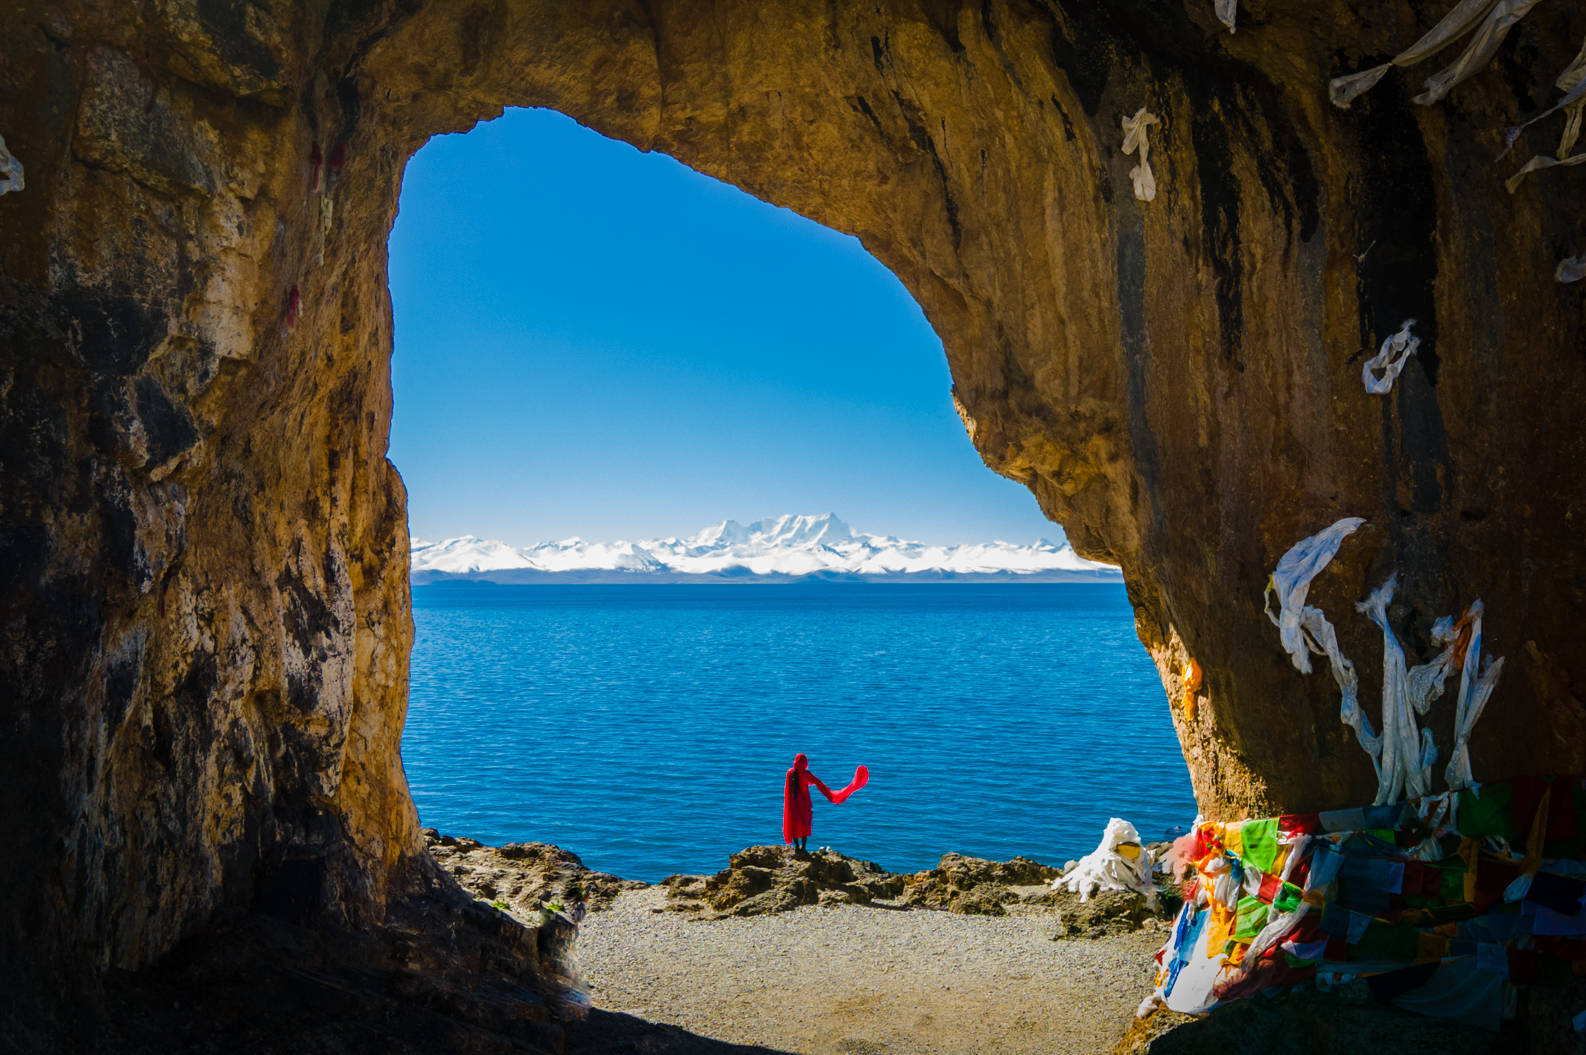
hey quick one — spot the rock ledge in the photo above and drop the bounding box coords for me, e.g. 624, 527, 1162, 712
434, 838, 1179, 937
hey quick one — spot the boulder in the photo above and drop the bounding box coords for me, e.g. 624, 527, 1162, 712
1042, 886, 1172, 939
424, 830, 648, 917
662, 845, 903, 917
896, 852, 1062, 915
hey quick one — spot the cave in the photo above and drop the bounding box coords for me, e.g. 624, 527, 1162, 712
2, 0, 1584, 1050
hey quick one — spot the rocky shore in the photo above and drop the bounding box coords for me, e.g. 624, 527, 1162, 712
427, 834, 1555, 1054
426, 831, 1178, 936
426, 832, 1179, 1054
426, 830, 650, 916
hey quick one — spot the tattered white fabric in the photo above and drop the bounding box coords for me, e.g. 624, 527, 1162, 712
1244, 891, 1314, 965
1557, 254, 1586, 283
1506, 150, 1586, 192
1500, 80, 1586, 160
1121, 108, 1160, 202
1415, 0, 1545, 106
1263, 517, 1366, 675
1214, 0, 1238, 34
1362, 319, 1421, 395
1329, 0, 1496, 106
1265, 523, 1502, 803
1558, 38, 1586, 132
1357, 575, 1470, 804
1052, 817, 1159, 908
1408, 791, 1460, 860
1444, 601, 1506, 790
1505, 36, 1586, 189
1407, 613, 1463, 710
1565, 97, 1586, 157
1312, 603, 1381, 773
1264, 518, 1379, 767
1447, 656, 1504, 788
1203, 851, 1265, 911
1329, 0, 1542, 109
0, 134, 23, 196
1163, 913, 1226, 1013
1358, 576, 1423, 803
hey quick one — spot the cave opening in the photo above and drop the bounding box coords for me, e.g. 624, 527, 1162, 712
386, 107, 1196, 888
12, 4, 1586, 1049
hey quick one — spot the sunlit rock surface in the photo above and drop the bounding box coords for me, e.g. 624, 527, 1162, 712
2, 0, 1584, 1045
426, 830, 648, 915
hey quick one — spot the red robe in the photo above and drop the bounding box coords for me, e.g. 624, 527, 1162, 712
782, 753, 869, 843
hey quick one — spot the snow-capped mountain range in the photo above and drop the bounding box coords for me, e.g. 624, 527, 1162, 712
410, 514, 1120, 583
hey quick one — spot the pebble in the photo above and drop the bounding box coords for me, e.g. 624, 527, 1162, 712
575, 887, 1163, 1055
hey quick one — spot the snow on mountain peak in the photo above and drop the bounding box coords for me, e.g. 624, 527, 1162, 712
693, 519, 749, 546
410, 515, 1119, 580
754, 512, 852, 546
410, 535, 538, 574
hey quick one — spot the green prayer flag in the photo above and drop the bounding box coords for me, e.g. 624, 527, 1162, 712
1351, 920, 1419, 962
1234, 895, 1270, 942
1458, 784, 1514, 840
1241, 818, 1280, 872
1273, 882, 1303, 914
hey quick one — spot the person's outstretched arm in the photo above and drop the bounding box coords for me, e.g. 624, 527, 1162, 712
805, 770, 836, 802
825, 764, 869, 803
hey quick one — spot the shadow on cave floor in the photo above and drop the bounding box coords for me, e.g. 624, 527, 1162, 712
564, 1011, 791, 1054
88, 965, 785, 1055
17, 846, 1582, 1054
21, 858, 789, 1055
66, 920, 789, 1055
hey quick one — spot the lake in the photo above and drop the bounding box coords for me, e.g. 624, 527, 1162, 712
403, 582, 1197, 881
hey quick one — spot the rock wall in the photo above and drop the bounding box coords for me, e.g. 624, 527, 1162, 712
2, 0, 1583, 1012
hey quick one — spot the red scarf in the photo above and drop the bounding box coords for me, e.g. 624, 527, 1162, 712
782, 753, 869, 843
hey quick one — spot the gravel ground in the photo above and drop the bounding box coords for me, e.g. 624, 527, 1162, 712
574, 887, 1165, 1055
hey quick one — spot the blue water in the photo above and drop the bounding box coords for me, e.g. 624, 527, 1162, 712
403, 583, 1197, 882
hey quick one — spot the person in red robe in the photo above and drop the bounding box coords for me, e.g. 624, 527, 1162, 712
782, 752, 868, 853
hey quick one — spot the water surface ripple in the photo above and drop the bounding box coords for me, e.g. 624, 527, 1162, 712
404, 583, 1197, 882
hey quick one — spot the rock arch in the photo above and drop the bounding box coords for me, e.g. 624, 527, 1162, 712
2, 0, 1583, 1020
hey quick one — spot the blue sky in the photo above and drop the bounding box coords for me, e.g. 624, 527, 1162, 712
388, 107, 1062, 548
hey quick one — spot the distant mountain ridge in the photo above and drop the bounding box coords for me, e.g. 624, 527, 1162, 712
410, 513, 1121, 583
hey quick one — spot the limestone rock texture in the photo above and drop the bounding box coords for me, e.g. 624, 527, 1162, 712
2, 0, 1585, 1032
426, 830, 649, 914
651, 843, 1174, 927
661, 844, 908, 916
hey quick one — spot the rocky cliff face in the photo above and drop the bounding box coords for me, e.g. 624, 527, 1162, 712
2, 0, 1583, 1025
